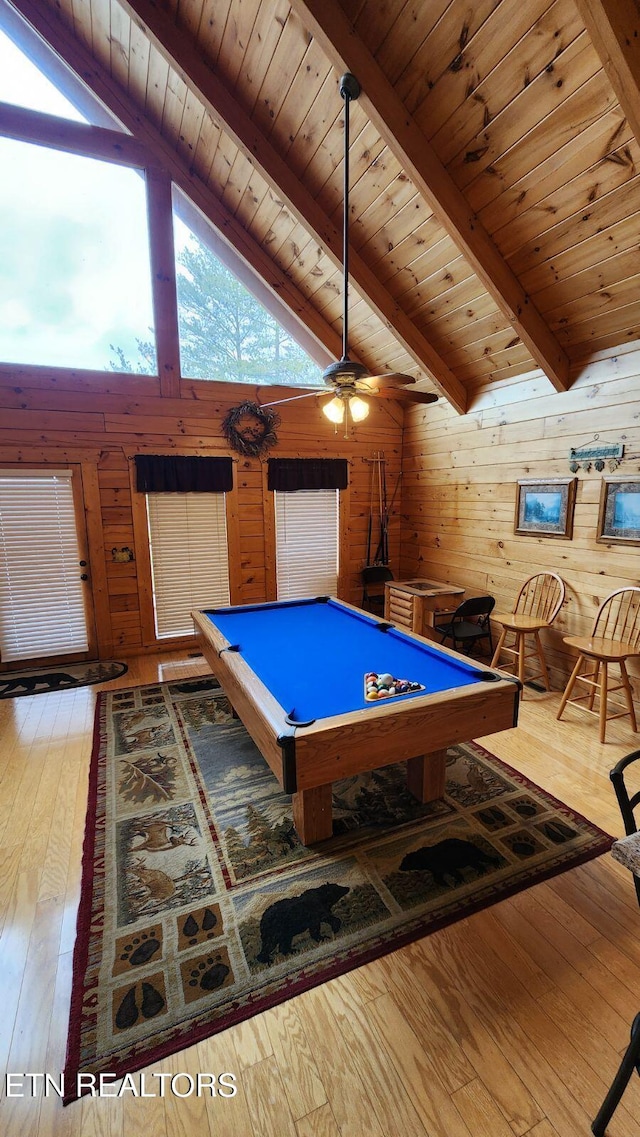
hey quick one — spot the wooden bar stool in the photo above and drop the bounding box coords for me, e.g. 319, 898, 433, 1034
557, 587, 640, 744
490, 572, 565, 693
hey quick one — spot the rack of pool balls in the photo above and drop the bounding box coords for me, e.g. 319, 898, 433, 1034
364, 672, 424, 701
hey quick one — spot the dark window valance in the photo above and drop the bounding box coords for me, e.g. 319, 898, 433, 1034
267, 458, 349, 492
135, 455, 233, 493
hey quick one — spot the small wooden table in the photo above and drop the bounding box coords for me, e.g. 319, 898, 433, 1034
385, 579, 465, 641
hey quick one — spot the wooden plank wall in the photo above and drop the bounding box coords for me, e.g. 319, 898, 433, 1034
0, 368, 402, 658
400, 340, 640, 689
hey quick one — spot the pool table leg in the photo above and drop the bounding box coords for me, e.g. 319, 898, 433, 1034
406, 749, 447, 803
292, 785, 333, 845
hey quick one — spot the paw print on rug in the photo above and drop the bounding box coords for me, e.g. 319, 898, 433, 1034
510, 795, 545, 819
179, 945, 234, 1004
112, 926, 163, 976
500, 829, 546, 859
176, 903, 223, 951
112, 973, 167, 1033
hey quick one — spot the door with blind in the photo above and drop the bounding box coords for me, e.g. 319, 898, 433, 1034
0, 467, 96, 666
274, 489, 339, 600
146, 493, 231, 638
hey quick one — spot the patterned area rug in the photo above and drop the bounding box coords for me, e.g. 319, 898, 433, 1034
65, 677, 612, 1102
0, 660, 127, 698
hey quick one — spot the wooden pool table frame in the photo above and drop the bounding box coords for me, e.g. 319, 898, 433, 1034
193, 600, 520, 845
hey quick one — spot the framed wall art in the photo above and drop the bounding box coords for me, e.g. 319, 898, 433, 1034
514, 477, 576, 539
597, 478, 640, 545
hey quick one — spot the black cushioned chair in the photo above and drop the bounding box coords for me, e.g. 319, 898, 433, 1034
361, 566, 393, 615
436, 595, 495, 656
610, 749, 640, 906
592, 1013, 640, 1136
592, 755, 640, 1131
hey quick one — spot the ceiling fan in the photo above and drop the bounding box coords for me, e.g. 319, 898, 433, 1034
262, 72, 438, 433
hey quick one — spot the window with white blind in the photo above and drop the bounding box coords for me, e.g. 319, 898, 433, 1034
0, 469, 89, 661
274, 489, 339, 600
146, 492, 230, 638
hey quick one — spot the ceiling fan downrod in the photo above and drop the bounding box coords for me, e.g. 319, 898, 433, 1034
338, 73, 360, 368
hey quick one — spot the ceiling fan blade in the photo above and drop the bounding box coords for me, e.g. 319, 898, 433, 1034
358, 372, 416, 390
392, 389, 439, 404
359, 386, 438, 404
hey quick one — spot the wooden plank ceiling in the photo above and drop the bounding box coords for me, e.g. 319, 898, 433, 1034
8, 0, 640, 413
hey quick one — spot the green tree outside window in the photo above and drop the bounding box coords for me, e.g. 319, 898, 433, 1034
111, 235, 320, 387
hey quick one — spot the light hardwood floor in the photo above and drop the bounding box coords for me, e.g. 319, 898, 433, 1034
0, 651, 639, 1137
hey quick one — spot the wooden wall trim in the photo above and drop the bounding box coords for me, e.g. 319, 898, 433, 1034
128, 457, 156, 646
225, 473, 243, 606
261, 462, 277, 602
80, 460, 112, 657
338, 482, 352, 600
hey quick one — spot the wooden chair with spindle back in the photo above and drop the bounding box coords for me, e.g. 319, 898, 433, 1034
557, 587, 640, 743
490, 572, 566, 693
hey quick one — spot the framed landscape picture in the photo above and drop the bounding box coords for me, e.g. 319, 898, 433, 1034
597, 478, 640, 545
515, 477, 576, 539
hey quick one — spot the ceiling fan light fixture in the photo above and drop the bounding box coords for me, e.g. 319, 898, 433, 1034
348, 395, 369, 422
322, 395, 345, 424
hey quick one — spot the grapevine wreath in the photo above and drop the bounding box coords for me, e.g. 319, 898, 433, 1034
221, 401, 281, 457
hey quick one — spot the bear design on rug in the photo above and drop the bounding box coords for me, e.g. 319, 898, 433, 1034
256, 882, 349, 964
0, 672, 76, 695
172, 679, 220, 695
400, 837, 500, 887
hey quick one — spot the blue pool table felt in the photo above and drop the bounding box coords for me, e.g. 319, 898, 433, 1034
205, 598, 486, 724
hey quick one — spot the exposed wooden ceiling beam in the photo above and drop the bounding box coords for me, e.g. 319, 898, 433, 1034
574, 0, 640, 146
290, 0, 572, 395
117, 0, 467, 412
8, 0, 342, 371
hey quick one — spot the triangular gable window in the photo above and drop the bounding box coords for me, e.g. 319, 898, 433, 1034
0, 26, 86, 122
173, 203, 322, 388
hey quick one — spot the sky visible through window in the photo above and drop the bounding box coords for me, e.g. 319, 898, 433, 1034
0, 29, 159, 372
0, 27, 86, 120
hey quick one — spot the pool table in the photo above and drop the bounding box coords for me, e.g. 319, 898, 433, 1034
193, 597, 520, 845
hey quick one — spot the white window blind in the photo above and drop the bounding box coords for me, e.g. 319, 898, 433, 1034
0, 470, 89, 662
146, 492, 230, 638
275, 489, 339, 600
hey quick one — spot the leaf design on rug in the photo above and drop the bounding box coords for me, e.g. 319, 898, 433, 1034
119, 752, 177, 804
